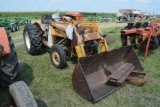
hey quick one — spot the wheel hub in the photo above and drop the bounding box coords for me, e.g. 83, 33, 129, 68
52, 52, 60, 65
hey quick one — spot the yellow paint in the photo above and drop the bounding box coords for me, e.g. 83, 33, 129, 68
98, 40, 109, 52
49, 19, 108, 58
75, 45, 86, 58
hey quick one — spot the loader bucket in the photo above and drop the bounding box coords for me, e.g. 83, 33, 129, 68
72, 45, 144, 102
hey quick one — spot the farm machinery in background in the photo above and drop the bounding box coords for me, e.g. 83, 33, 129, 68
0, 27, 37, 107
116, 12, 139, 23
84, 15, 114, 22
0, 18, 19, 32
116, 9, 154, 23
120, 20, 160, 61
0, 17, 31, 33
41, 11, 114, 23
12, 17, 31, 25
23, 11, 148, 102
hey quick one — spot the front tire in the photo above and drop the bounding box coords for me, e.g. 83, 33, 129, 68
50, 44, 67, 68
23, 23, 42, 55
9, 81, 38, 107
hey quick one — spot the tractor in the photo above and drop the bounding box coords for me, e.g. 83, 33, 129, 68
0, 27, 37, 107
23, 11, 108, 68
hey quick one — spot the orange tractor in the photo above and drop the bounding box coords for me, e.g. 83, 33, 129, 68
0, 27, 37, 107
120, 20, 160, 61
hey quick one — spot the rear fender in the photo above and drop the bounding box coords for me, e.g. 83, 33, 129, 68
0, 27, 10, 56
34, 22, 45, 36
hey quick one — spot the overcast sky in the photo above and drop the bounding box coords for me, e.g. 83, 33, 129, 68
0, 0, 159, 14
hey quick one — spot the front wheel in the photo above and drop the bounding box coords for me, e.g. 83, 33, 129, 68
50, 44, 67, 68
9, 81, 38, 107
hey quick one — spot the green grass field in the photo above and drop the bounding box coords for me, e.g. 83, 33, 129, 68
0, 20, 160, 107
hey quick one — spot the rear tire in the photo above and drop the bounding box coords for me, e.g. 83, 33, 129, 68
9, 81, 38, 107
50, 44, 66, 68
0, 34, 20, 86
23, 23, 42, 55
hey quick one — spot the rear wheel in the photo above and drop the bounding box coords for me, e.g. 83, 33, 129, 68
0, 34, 20, 86
23, 23, 42, 55
50, 44, 66, 68
9, 81, 38, 107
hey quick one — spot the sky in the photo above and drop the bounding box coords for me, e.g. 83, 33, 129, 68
0, 0, 159, 14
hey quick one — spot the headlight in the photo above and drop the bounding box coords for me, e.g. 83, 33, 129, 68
0, 45, 4, 53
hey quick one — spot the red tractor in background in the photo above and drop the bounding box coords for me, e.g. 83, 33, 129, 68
0, 27, 37, 107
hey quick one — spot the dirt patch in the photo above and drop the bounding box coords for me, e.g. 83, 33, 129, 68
98, 22, 127, 28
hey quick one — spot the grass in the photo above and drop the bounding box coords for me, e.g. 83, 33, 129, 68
1, 20, 160, 107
